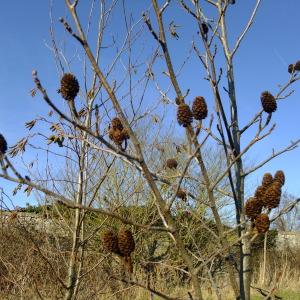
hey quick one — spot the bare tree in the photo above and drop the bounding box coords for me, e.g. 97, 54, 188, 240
0, 1, 300, 300
273, 193, 300, 232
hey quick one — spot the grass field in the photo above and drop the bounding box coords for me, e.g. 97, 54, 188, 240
252, 290, 300, 300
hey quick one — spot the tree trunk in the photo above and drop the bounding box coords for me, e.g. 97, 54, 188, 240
64, 208, 82, 300
242, 234, 251, 300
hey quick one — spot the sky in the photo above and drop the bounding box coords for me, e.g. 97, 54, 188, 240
0, 0, 300, 208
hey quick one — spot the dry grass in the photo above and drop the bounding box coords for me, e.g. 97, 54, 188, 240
1, 218, 300, 299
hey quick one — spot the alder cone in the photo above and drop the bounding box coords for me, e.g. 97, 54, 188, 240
177, 104, 193, 127
166, 158, 178, 169
264, 182, 281, 209
121, 129, 130, 141
262, 173, 273, 187
201, 23, 209, 34
261, 91, 277, 113
245, 197, 262, 220
274, 170, 285, 186
176, 189, 187, 201
0, 134, 7, 154
111, 129, 124, 146
254, 185, 267, 206
111, 117, 123, 131
102, 231, 121, 255
294, 61, 300, 71
108, 127, 115, 141
192, 96, 208, 120
118, 229, 135, 257
255, 214, 270, 234
60, 73, 79, 101
288, 64, 295, 74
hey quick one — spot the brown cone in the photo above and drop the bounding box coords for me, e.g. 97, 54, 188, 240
176, 189, 187, 201
264, 182, 281, 209
288, 64, 295, 74
111, 129, 124, 146
260, 91, 277, 113
166, 158, 178, 169
254, 214, 270, 233
108, 126, 129, 147
102, 231, 121, 255
254, 185, 267, 206
177, 104, 193, 127
118, 229, 135, 257
60, 73, 79, 101
262, 173, 273, 187
274, 170, 285, 186
294, 61, 300, 71
108, 127, 115, 141
192, 96, 208, 120
245, 197, 262, 220
201, 23, 209, 34
121, 129, 130, 141
0, 134, 7, 154
111, 117, 123, 131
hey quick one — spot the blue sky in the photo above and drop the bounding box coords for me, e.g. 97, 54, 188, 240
0, 0, 300, 207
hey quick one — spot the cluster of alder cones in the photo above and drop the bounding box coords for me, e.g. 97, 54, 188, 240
102, 228, 135, 273
177, 96, 208, 127
288, 60, 300, 74
59, 73, 130, 149
261, 61, 300, 114
108, 117, 130, 149
245, 170, 285, 233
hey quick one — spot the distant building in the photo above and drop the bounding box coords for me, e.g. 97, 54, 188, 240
276, 231, 300, 250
